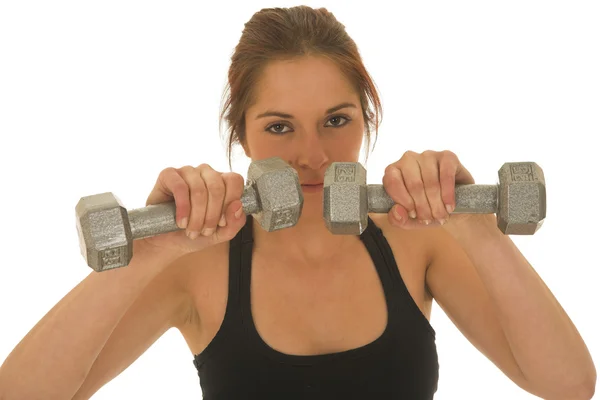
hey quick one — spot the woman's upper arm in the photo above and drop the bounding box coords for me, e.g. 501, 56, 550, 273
71, 259, 196, 400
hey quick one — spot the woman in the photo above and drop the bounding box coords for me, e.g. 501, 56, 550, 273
0, 5, 595, 400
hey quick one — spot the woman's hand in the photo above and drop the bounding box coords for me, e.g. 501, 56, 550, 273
382, 150, 475, 229
141, 163, 248, 259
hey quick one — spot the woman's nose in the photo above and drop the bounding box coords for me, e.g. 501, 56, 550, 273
294, 130, 328, 170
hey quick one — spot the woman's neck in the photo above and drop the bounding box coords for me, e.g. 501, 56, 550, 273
251, 202, 357, 264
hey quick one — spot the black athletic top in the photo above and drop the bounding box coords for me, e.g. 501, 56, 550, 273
192, 216, 439, 399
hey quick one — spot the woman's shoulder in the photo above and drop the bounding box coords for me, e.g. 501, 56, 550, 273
172, 241, 230, 290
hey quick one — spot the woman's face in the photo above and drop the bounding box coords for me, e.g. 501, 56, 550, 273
243, 55, 365, 196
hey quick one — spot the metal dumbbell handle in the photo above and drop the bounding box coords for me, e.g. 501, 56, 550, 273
366, 184, 499, 214
111, 182, 261, 241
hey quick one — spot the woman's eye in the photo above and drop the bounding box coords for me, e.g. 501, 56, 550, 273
326, 115, 350, 127
267, 116, 350, 134
267, 123, 292, 134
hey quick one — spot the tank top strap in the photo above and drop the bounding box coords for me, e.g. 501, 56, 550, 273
361, 216, 436, 339
358, 217, 404, 327
237, 216, 255, 338
192, 217, 253, 369
227, 215, 254, 310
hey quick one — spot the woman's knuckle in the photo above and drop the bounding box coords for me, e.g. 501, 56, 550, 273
443, 149, 456, 157
162, 166, 176, 175
197, 163, 213, 171
382, 173, 395, 187
441, 150, 456, 161
159, 167, 177, 183
384, 164, 397, 175
224, 172, 244, 187
177, 165, 193, 174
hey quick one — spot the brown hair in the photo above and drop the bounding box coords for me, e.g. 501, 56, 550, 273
219, 6, 383, 170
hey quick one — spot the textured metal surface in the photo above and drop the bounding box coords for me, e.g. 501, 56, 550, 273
453, 185, 499, 213
497, 162, 546, 235
366, 184, 498, 214
128, 202, 179, 239
75, 192, 132, 272
76, 157, 303, 271
323, 162, 368, 235
246, 157, 304, 232
323, 161, 546, 236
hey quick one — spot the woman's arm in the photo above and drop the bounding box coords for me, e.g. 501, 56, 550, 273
426, 214, 596, 400
0, 241, 187, 400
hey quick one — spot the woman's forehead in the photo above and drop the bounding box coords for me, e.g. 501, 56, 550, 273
249, 57, 359, 115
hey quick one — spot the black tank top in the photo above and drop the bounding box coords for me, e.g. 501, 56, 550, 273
193, 216, 439, 399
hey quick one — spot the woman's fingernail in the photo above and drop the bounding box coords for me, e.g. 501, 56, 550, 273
179, 217, 188, 230
438, 218, 446, 225
188, 231, 199, 240
446, 204, 453, 214
409, 210, 417, 219
218, 214, 227, 227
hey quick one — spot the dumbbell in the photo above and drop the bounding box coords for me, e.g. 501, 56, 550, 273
76, 157, 304, 272
323, 161, 546, 235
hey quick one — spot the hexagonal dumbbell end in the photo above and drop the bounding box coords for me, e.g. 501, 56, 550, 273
497, 162, 546, 235
76, 192, 133, 272
323, 162, 368, 235
247, 157, 304, 232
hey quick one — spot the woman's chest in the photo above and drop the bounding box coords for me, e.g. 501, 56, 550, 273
181, 226, 432, 357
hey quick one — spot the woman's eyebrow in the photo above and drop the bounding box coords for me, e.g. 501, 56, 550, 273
255, 102, 357, 120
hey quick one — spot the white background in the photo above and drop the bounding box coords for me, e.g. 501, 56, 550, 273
1, 1, 598, 399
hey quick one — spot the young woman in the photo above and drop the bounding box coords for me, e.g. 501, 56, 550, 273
0, 6, 595, 400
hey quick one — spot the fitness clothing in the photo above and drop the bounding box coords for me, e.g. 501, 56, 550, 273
193, 216, 439, 399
